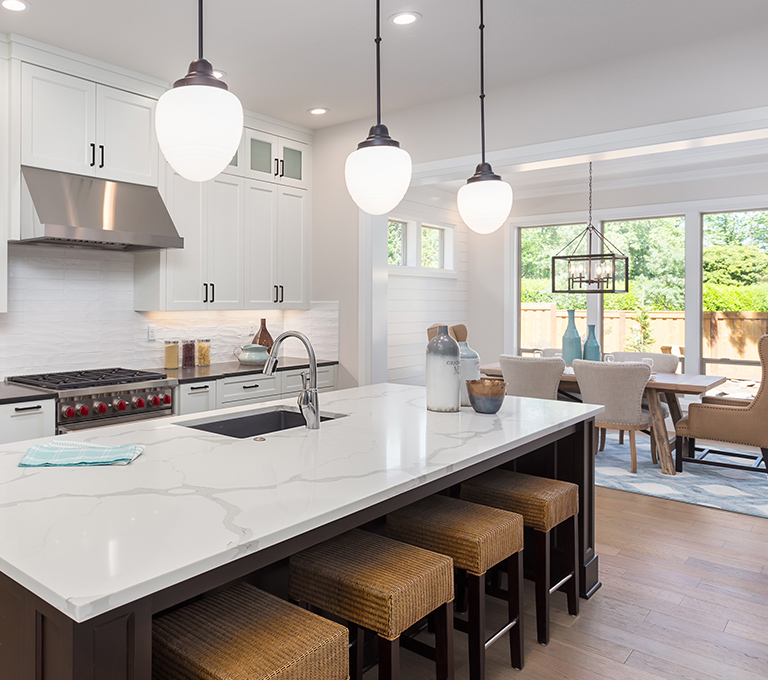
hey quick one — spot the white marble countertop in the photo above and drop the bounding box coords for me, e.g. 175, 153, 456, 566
0, 383, 603, 623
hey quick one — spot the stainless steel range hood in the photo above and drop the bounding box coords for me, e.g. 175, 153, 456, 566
17, 166, 184, 251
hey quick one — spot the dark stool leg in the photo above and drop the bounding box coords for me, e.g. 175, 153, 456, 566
378, 636, 400, 680
564, 514, 579, 617
350, 624, 365, 680
534, 529, 550, 645
434, 601, 455, 680
455, 568, 468, 613
508, 551, 524, 670
467, 572, 485, 680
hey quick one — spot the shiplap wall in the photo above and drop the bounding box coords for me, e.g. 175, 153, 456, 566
387, 193, 468, 385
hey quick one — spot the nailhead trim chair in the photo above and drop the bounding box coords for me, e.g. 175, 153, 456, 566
153, 582, 349, 680
289, 529, 455, 680
499, 354, 565, 401
386, 495, 525, 679
675, 334, 768, 473
460, 471, 579, 646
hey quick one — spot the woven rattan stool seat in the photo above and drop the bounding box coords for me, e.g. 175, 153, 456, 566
386, 495, 523, 575
289, 529, 453, 641
461, 470, 578, 532
153, 582, 349, 680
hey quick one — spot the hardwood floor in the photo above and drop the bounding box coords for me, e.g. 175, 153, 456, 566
395, 486, 768, 680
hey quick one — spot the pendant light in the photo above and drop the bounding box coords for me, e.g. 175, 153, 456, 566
551, 163, 629, 293
155, 0, 243, 183
345, 0, 412, 215
457, 0, 513, 235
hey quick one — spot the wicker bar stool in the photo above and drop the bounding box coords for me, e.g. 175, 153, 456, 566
461, 470, 579, 646
153, 582, 349, 680
289, 529, 455, 680
386, 495, 525, 680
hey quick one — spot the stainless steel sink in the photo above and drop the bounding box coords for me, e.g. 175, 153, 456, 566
179, 407, 344, 439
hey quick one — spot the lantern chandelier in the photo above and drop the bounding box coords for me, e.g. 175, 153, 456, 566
457, 0, 513, 235
551, 163, 629, 294
155, 0, 244, 183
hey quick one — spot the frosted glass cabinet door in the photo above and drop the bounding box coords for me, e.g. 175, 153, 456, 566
21, 63, 96, 175
244, 179, 279, 309
277, 138, 309, 190
96, 86, 158, 186
245, 129, 279, 182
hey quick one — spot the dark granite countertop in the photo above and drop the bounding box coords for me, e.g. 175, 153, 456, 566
159, 357, 339, 385
0, 383, 57, 405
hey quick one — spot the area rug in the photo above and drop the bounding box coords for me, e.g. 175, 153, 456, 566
595, 432, 768, 519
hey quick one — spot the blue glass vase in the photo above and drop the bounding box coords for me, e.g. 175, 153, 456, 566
562, 310, 582, 366
583, 324, 601, 361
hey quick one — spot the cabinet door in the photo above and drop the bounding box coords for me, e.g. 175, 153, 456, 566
244, 179, 279, 308
276, 186, 309, 308
207, 175, 245, 310
221, 131, 245, 177
277, 138, 309, 190
175, 381, 218, 415
164, 167, 208, 310
0, 401, 55, 444
95, 86, 158, 186
21, 63, 95, 175
244, 129, 280, 183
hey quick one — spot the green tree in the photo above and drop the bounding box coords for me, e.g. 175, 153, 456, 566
702, 245, 768, 286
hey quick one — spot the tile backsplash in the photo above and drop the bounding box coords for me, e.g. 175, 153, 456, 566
1, 245, 339, 379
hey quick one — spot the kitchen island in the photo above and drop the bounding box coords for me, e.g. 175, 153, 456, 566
0, 383, 602, 680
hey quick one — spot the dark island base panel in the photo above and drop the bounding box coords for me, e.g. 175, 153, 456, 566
0, 420, 598, 680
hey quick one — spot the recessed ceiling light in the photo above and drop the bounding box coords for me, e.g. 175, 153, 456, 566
212, 69, 227, 79
389, 11, 421, 25
308, 107, 329, 115
2, 0, 31, 11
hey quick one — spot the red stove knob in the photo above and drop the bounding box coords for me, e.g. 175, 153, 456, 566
62, 406, 76, 419
150, 395, 161, 407
133, 397, 146, 409
94, 402, 107, 414
76, 404, 89, 417
163, 394, 172, 405
114, 399, 127, 411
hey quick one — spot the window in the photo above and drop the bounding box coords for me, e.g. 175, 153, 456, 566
387, 218, 454, 272
601, 217, 685, 356
702, 209, 768, 381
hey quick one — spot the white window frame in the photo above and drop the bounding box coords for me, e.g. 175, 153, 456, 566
387, 216, 456, 278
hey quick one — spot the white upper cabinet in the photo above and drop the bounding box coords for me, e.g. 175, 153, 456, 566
21, 63, 158, 186
276, 185, 309, 308
244, 128, 309, 190
206, 175, 245, 310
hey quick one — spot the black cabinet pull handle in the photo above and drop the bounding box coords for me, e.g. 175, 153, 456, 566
89, 143, 96, 167
99, 145, 105, 168
15, 404, 43, 413
203, 283, 208, 303
242, 383, 260, 390
189, 385, 210, 391
274, 158, 279, 176
273, 285, 278, 303
279, 159, 285, 177
279, 285, 284, 303
210, 283, 215, 303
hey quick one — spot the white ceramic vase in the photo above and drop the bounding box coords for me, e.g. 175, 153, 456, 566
458, 341, 481, 407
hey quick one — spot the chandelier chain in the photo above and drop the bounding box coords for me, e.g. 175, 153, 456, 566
588, 161, 593, 228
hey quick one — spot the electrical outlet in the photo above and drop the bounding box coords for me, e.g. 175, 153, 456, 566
147, 325, 157, 342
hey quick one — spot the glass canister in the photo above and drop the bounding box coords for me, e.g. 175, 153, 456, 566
164, 340, 179, 370
182, 340, 196, 368
197, 338, 211, 366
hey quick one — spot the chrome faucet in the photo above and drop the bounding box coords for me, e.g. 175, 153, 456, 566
264, 331, 319, 429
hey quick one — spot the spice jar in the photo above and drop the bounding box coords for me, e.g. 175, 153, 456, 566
197, 339, 211, 366
182, 340, 196, 368
164, 341, 179, 370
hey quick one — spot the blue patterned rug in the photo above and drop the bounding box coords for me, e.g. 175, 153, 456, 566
595, 432, 768, 519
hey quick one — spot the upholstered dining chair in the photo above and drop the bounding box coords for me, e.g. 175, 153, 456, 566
675, 334, 768, 473
611, 351, 679, 374
499, 355, 565, 400
572, 360, 652, 473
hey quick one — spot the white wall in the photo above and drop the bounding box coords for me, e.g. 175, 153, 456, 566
313, 24, 768, 382
0, 245, 338, 379
387, 191, 467, 385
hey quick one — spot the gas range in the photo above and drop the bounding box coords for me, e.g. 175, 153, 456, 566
6, 368, 176, 432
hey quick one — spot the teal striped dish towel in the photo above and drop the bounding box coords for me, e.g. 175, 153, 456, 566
20, 440, 144, 467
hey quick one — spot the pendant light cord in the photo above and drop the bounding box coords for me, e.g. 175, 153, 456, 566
479, 0, 486, 164
375, 0, 382, 126
198, 0, 204, 59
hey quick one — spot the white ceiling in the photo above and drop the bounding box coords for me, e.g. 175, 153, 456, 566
2, 0, 767, 130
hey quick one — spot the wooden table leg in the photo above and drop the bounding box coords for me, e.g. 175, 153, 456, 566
646, 390, 675, 475
664, 392, 683, 425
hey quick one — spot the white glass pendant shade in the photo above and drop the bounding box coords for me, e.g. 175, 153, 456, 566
156, 85, 243, 182
345, 145, 412, 215
457, 178, 513, 234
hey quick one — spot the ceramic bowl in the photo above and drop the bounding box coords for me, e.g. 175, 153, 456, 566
466, 378, 507, 414
233, 344, 270, 365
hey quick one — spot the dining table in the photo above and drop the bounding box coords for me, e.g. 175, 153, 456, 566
479, 362, 727, 475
